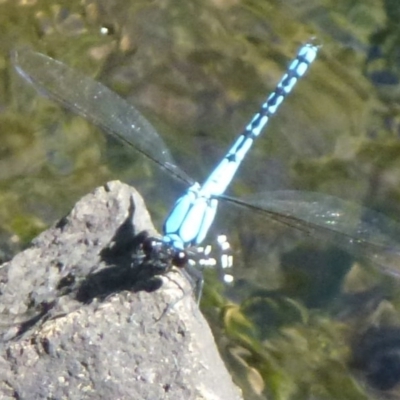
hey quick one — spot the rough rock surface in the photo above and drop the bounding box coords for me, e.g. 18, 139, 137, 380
0, 181, 242, 400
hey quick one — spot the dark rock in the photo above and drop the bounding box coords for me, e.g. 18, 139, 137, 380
351, 326, 400, 391
0, 181, 242, 400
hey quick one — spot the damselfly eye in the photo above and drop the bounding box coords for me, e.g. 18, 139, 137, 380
173, 250, 188, 267
142, 236, 162, 255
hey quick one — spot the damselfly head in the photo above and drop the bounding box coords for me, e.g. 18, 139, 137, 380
172, 249, 188, 268
141, 234, 188, 269
142, 234, 162, 255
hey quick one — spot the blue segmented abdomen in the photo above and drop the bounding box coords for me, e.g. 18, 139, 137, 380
163, 42, 319, 250
245, 42, 318, 138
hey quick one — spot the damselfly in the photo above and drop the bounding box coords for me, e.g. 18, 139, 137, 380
13, 43, 400, 297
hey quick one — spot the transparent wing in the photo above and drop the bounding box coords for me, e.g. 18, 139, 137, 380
12, 47, 194, 185
220, 191, 400, 277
